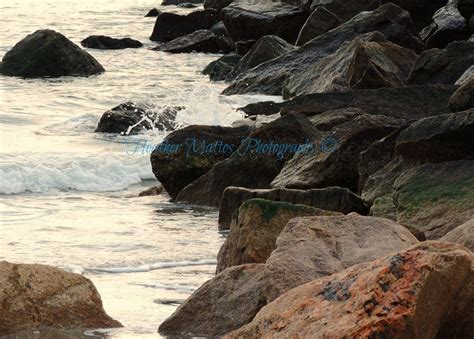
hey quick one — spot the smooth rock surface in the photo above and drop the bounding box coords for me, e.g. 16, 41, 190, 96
441, 218, 474, 252
81, 35, 142, 49
450, 75, 474, 112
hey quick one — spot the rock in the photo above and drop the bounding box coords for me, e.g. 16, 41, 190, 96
217, 199, 339, 273
295, 7, 342, 46
456, 65, 474, 85
284, 32, 418, 98
223, 3, 421, 96
150, 10, 218, 42
0, 29, 104, 78
210, 21, 235, 53
237, 101, 283, 116
162, 0, 203, 5
218, 186, 370, 230
177, 3, 198, 8
262, 214, 419, 301
308, 107, 365, 131
235, 40, 257, 55
138, 185, 164, 197
203, 53, 241, 81
153, 30, 221, 53
175, 113, 322, 206
204, 0, 234, 12
80, 36, 142, 49
396, 110, 474, 165
227, 242, 473, 338
420, 0, 470, 49
150, 125, 252, 198
272, 114, 404, 192
145, 8, 161, 17
449, 74, 474, 112
158, 264, 266, 337
441, 218, 474, 252
95, 102, 182, 134
221, 2, 308, 44
226, 35, 294, 82
408, 41, 474, 85
0, 261, 121, 335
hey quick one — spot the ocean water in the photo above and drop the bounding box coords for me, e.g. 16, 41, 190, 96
0, 0, 280, 337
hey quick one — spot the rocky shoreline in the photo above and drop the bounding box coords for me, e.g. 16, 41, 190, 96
0, 0, 473, 336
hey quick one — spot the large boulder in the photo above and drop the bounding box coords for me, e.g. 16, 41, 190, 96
284, 32, 418, 98
295, 7, 342, 46
176, 113, 322, 207
227, 242, 473, 338
158, 264, 266, 337
217, 199, 339, 273
153, 30, 222, 53
81, 36, 142, 49
0, 261, 121, 335
223, 3, 421, 96
441, 218, 474, 252
225, 35, 294, 82
221, 2, 308, 44
218, 186, 369, 230
272, 114, 404, 192
449, 72, 474, 112
149, 10, 218, 42
262, 214, 419, 301
0, 29, 104, 78
150, 125, 252, 198
408, 41, 474, 85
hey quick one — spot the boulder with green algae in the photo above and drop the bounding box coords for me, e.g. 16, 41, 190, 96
216, 199, 339, 273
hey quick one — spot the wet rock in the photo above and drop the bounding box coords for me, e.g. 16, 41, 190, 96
81, 36, 142, 49
237, 101, 283, 116
217, 199, 339, 273
284, 32, 418, 98
226, 35, 294, 82
153, 30, 221, 53
0, 29, 104, 78
227, 242, 473, 338
177, 2, 198, 8
262, 214, 419, 301
150, 10, 218, 42
223, 4, 421, 96
441, 218, 474, 252
203, 0, 234, 12
272, 115, 404, 192
218, 186, 370, 230
308, 107, 365, 131
175, 113, 322, 206
150, 125, 252, 198
449, 72, 474, 112
235, 40, 257, 55
408, 41, 474, 85
0, 261, 121, 335
203, 53, 241, 81
296, 7, 342, 46
221, 2, 308, 44
158, 264, 266, 337
210, 21, 235, 53
162, 0, 204, 5
145, 8, 161, 17
138, 185, 164, 197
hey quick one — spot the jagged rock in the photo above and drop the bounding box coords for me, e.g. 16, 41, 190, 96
284, 32, 418, 98
218, 186, 369, 230
150, 125, 252, 198
0, 29, 104, 78
308, 107, 365, 131
272, 115, 405, 192
408, 41, 474, 85
223, 4, 421, 95
150, 10, 218, 42
153, 30, 221, 53
158, 264, 266, 337
226, 35, 294, 82
145, 8, 161, 17
450, 73, 474, 112
235, 40, 257, 55
0, 261, 121, 335
81, 36, 142, 49
441, 218, 474, 252
296, 7, 342, 46
203, 53, 241, 81
227, 242, 473, 338
262, 214, 419, 301
217, 199, 338, 273
176, 113, 322, 206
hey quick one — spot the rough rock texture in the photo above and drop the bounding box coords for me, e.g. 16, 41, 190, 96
272, 115, 404, 192
149, 10, 218, 42
223, 4, 421, 96
441, 218, 474, 252
80, 36, 142, 49
284, 33, 418, 98
217, 199, 339, 273
0, 261, 121, 334
221, 2, 307, 44
175, 113, 322, 207
150, 125, 252, 198
0, 29, 104, 78
262, 214, 419, 301
296, 6, 342, 46
408, 41, 474, 85
308, 107, 365, 131
153, 30, 221, 53
158, 264, 266, 337
396, 110, 474, 165
226, 35, 294, 82
450, 76, 474, 112
218, 186, 369, 230
203, 53, 241, 81
227, 242, 473, 338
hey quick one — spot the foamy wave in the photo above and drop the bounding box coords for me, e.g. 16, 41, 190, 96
86, 259, 217, 274
0, 153, 155, 195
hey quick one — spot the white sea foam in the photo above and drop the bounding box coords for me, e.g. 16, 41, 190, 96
86, 259, 217, 274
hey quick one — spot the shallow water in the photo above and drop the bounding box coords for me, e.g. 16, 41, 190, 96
0, 0, 280, 336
